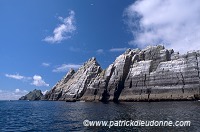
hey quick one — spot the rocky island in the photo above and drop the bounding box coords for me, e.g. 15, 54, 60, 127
20, 45, 200, 102
19, 89, 43, 101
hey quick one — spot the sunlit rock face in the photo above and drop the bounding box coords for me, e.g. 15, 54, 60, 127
44, 45, 200, 102
120, 47, 200, 101
43, 57, 102, 101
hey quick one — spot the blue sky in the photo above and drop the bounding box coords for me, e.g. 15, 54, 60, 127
0, 0, 134, 99
1, 0, 200, 100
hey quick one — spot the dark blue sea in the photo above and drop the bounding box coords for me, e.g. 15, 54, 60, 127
0, 101, 200, 132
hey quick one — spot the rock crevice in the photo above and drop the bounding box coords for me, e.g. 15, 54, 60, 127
39, 45, 200, 102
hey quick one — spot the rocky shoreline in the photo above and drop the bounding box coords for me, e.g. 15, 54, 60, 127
20, 45, 200, 102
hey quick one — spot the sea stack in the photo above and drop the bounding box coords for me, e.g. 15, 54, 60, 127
43, 45, 200, 102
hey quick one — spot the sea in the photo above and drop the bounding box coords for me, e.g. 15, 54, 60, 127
0, 100, 199, 132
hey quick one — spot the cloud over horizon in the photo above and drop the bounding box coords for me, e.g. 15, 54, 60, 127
43, 10, 76, 43
0, 89, 28, 100
5, 73, 49, 87
109, 47, 127, 52
5, 74, 31, 81
53, 64, 81, 72
0, 89, 49, 100
124, 0, 200, 53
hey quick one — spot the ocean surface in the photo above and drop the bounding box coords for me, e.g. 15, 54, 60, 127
0, 101, 200, 132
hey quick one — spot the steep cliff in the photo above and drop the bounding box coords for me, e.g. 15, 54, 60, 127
81, 49, 137, 102
119, 49, 200, 101
45, 45, 200, 102
43, 57, 102, 101
43, 69, 75, 101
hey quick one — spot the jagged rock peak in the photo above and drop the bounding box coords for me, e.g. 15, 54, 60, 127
69, 68, 75, 73
54, 68, 75, 87
90, 57, 96, 61
123, 48, 140, 55
83, 57, 100, 67
66, 68, 75, 77
86, 57, 96, 62
43, 57, 102, 101
43, 44, 200, 102
63, 68, 75, 78
62, 68, 75, 80
142, 45, 165, 51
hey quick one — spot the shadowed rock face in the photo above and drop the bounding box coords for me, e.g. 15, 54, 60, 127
19, 89, 43, 101
44, 45, 200, 102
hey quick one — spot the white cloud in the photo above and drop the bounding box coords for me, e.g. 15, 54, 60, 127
5, 73, 49, 87
53, 64, 81, 72
5, 73, 31, 80
124, 0, 200, 53
15, 88, 20, 93
109, 48, 127, 52
0, 89, 28, 100
96, 49, 104, 54
5, 74, 24, 80
43, 10, 76, 43
31, 75, 49, 87
42, 62, 50, 67
14, 89, 27, 94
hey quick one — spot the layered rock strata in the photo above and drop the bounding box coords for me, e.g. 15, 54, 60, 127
43, 57, 102, 101
44, 45, 200, 102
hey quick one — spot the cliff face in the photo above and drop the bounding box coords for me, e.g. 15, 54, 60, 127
45, 45, 200, 102
43, 57, 102, 101
120, 46, 200, 101
19, 89, 43, 101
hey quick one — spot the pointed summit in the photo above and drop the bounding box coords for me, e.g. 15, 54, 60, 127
44, 57, 102, 101
83, 57, 100, 67
90, 57, 96, 61
43, 45, 200, 102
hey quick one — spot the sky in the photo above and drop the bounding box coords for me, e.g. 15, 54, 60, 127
1, 0, 200, 100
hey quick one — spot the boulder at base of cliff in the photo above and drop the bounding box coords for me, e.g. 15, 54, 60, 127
19, 89, 43, 101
